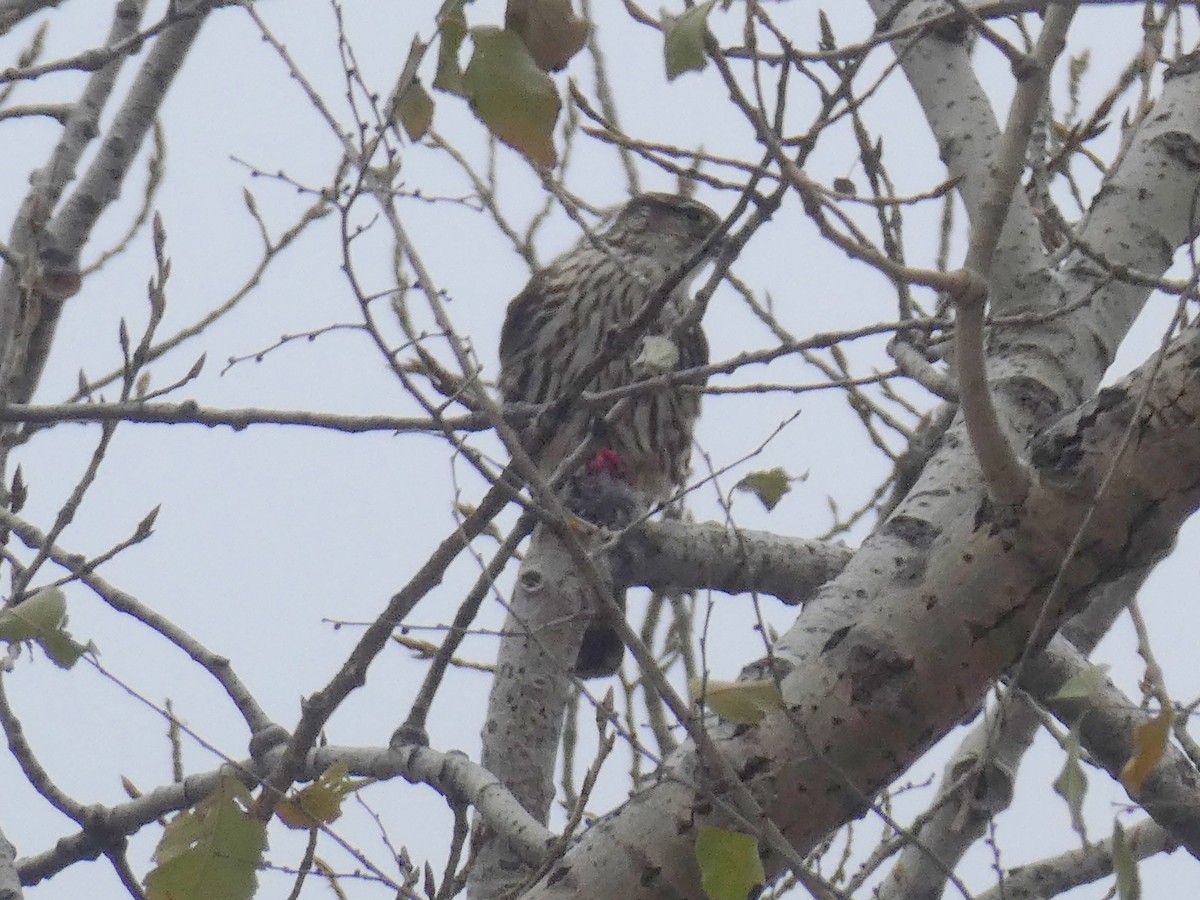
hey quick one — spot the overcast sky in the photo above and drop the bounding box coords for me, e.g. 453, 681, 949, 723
3, 2, 1199, 897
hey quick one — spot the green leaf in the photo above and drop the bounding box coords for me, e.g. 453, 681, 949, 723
0, 587, 65, 643
1050, 663, 1110, 700
463, 26, 560, 168
694, 825, 764, 900
1053, 718, 1088, 845
433, 0, 469, 96
691, 678, 785, 725
145, 775, 267, 900
1113, 821, 1141, 900
662, 0, 717, 81
395, 80, 435, 141
0, 587, 92, 669
735, 467, 792, 511
39, 627, 92, 669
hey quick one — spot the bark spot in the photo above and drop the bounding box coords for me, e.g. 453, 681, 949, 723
848, 642, 914, 705
893, 553, 927, 583
881, 514, 940, 549
1155, 130, 1200, 169
739, 654, 794, 683
639, 866, 663, 887
821, 625, 852, 654
1003, 375, 1064, 422
739, 755, 771, 781
1165, 50, 1200, 79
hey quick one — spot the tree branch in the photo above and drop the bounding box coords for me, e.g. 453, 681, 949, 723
0, 822, 19, 900
952, 2, 1076, 507
15, 742, 552, 887
622, 519, 851, 604
522, 313, 1200, 896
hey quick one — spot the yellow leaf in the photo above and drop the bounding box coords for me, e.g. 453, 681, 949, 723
735, 467, 795, 512
1120, 707, 1173, 795
276, 762, 353, 830
691, 678, 785, 725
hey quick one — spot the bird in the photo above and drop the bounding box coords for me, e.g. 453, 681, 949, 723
498, 192, 722, 677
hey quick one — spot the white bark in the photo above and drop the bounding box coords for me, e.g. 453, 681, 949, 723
518, 34, 1200, 900
0, 824, 19, 900
471, 525, 604, 899
625, 519, 852, 604
524, 294, 1200, 897
876, 570, 1143, 899
974, 818, 1174, 900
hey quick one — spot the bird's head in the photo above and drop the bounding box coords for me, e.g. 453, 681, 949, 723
604, 193, 723, 265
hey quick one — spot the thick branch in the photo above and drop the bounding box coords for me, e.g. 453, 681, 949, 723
1028, 633, 1200, 856
875, 568, 1145, 898
523, 315, 1200, 895
867, 0, 1050, 313
974, 818, 1173, 900
0, 0, 148, 404
951, 3, 1076, 507
7, 1, 217, 404
623, 519, 851, 604
471, 525, 601, 898
0, 823, 18, 900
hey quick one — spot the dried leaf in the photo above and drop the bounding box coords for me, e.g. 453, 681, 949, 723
395, 80, 435, 141
1120, 707, 1173, 795
506, 0, 588, 72
276, 762, 354, 830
